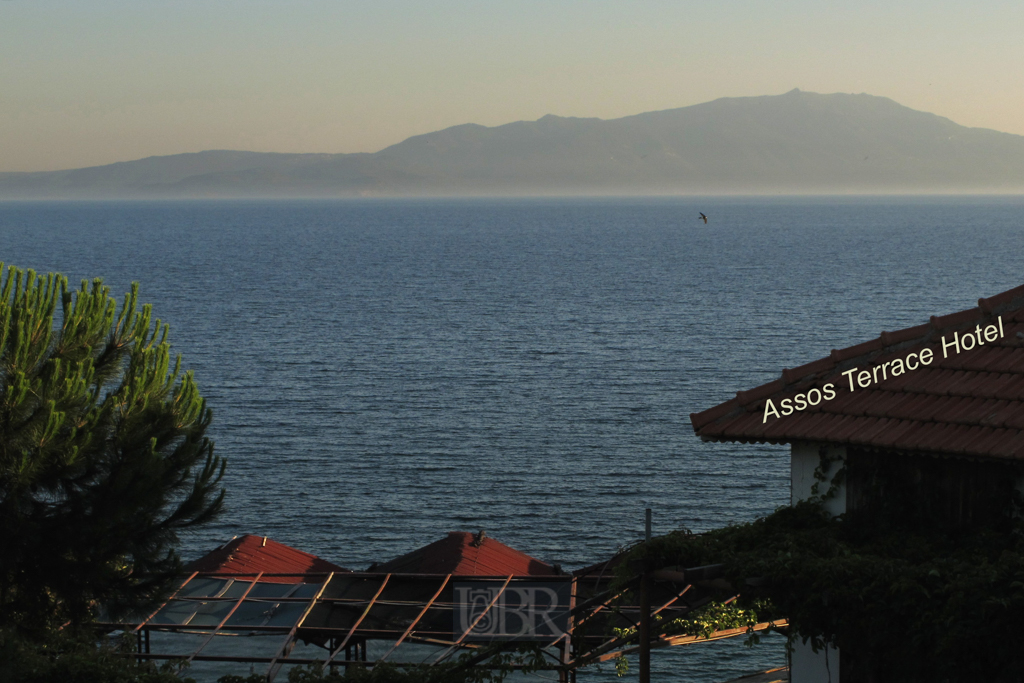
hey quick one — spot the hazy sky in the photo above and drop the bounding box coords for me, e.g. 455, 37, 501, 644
2, 0, 1022, 172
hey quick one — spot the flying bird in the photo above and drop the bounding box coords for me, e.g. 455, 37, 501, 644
699, 212, 708, 224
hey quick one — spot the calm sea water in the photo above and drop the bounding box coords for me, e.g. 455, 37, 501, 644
3, 197, 1024, 681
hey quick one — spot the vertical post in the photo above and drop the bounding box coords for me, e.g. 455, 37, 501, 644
558, 637, 569, 683
639, 508, 652, 683
562, 576, 576, 683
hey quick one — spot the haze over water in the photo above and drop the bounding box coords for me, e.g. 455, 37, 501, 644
3, 196, 1023, 680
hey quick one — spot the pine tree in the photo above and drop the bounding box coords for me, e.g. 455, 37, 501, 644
0, 264, 225, 634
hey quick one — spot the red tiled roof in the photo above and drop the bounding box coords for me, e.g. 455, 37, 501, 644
186, 535, 348, 582
374, 531, 558, 576
691, 284, 1024, 460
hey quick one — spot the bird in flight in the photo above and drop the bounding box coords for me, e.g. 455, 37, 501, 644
699, 212, 708, 224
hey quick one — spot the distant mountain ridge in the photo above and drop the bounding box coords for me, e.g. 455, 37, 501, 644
4, 89, 1024, 198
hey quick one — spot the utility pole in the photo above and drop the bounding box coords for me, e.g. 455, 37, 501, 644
639, 508, 652, 683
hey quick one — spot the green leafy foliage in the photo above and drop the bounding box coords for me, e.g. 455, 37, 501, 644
610, 600, 762, 642
628, 502, 1024, 682
659, 599, 763, 640
610, 599, 769, 677
0, 627, 194, 683
0, 265, 225, 634
218, 645, 549, 683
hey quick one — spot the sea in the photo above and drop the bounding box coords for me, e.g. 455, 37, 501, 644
2, 196, 1023, 681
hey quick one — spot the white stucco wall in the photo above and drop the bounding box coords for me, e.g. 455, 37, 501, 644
791, 638, 840, 683
791, 442, 847, 517
789, 442, 845, 683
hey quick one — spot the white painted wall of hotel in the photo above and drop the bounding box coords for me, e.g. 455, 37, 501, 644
789, 443, 845, 683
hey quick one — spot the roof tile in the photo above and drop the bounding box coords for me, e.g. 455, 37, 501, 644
693, 283, 1024, 461
375, 532, 556, 576
186, 535, 348, 582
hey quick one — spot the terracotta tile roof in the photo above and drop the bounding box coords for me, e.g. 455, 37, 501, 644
690, 284, 1024, 460
374, 531, 558, 576
185, 534, 348, 582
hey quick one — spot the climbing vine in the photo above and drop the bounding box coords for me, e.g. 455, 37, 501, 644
809, 446, 845, 501
622, 502, 1024, 682
610, 599, 772, 677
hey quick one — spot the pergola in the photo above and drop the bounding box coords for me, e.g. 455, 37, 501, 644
102, 561, 783, 681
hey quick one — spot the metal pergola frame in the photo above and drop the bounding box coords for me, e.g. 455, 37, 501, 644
100, 568, 784, 682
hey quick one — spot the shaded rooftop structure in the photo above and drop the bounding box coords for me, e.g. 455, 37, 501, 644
373, 530, 559, 576
692, 283, 1024, 459
689, 283, 1024, 681
107, 532, 781, 682
186, 534, 348, 581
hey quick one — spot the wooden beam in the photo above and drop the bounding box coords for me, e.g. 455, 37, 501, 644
374, 573, 451, 667
570, 583, 693, 669
564, 576, 576, 670
187, 572, 264, 663
133, 571, 199, 633
569, 579, 637, 616
571, 586, 632, 632
638, 569, 651, 683
598, 619, 789, 660
653, 584, 692, 616
431, 575, 513, 664
133, 653, 564, 670
320, 574, 392, 669
266, 572, 336, 682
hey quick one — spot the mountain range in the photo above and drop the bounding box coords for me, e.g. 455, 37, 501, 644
3, 89, 1024, 198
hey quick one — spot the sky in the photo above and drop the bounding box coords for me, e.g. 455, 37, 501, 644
1, 0, 1023, 173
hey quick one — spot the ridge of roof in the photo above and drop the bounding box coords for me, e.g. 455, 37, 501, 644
185, 534, 349, 581
690, 283, 1024, 460
374, 531, 557, 576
